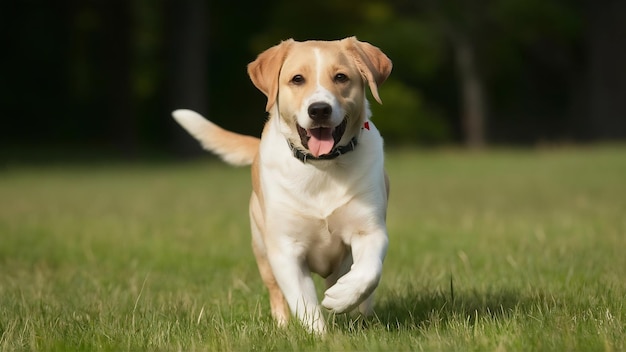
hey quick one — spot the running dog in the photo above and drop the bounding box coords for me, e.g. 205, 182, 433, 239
173, 37, 392, 333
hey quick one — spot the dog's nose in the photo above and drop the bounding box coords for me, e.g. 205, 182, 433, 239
308, 102, 332, 121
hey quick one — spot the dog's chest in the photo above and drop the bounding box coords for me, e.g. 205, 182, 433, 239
266, 165, 354, 219
305, 226, 346, 277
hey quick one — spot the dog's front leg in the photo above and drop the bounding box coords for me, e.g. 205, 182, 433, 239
321, 225, 388, 314
265, 233, 326, 333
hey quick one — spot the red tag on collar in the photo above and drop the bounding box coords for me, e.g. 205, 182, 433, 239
363, 121, 370, 130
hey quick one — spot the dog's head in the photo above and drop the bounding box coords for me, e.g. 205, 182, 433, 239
248, 37, 392, 158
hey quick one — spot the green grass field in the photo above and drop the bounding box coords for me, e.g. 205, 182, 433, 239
1, 146, 625, 351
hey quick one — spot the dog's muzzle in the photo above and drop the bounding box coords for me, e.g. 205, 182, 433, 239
296, 118, 347, 158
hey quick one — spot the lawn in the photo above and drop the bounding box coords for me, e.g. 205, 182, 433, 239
1, 146, 625, 351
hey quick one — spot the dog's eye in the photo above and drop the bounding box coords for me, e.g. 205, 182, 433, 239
334, 73, 349, 83
291, 75, 305, 85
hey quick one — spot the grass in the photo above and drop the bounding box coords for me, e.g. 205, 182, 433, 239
1, 146, 625, 351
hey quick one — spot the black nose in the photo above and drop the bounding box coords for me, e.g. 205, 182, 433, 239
308, 102, 332, 121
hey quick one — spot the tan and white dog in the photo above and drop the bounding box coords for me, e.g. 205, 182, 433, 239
172, 37, 392, 333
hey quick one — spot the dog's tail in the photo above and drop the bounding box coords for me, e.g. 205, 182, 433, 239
172, 109, 260, 166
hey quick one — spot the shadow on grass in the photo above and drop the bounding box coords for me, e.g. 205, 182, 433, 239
330, 280, 553, 332
369, 282, 546, 332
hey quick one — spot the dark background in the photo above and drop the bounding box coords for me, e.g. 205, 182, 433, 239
1, 0, 625, 159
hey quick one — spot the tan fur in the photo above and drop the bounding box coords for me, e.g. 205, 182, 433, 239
172, 109, 260, 166
173, 37, 392, 333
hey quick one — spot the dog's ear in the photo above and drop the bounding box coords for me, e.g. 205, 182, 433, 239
344, 37, 392, 104
247, 39, 294, 112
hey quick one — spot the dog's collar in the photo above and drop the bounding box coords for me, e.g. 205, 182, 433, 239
288, 136, 358, 163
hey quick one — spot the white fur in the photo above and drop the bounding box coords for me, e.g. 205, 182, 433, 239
296, 48, 344, 130
172, 109, 258, 166
172, 38, 391, 334
256, 116, 388, 332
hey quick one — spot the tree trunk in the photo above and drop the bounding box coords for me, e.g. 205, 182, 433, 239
586, 0, 626, 139
165, 0, 209, 156
102, 0, 136, 156
453, 32, 486, 148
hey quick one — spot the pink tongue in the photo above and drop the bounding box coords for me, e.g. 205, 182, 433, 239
308, 128, 334, 157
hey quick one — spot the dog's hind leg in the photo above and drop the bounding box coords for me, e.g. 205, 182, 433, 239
250, 195, 289, 326
252, 238, 290, 326
357, 293, 375, 316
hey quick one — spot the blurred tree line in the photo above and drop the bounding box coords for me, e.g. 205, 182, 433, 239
1, 0, 625, 156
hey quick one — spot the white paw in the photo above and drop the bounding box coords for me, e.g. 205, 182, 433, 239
321, 286, 362, 313
321, 271, 379, 313
298, 307, 326, 334
309, 316, 326, 334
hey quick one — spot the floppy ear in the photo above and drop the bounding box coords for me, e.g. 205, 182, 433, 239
344, 37, 392, 104
247, 39, 294, 112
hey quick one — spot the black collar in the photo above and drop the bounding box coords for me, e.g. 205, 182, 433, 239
287, 137, 358, 163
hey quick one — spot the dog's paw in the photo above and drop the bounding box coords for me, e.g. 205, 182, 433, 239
321, 270, 379, 313
296, 307, 326, 334
308, 314, 327, 335
321, 286, 362, 313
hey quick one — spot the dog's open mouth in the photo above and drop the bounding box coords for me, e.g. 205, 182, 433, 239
296, 119, 347, 157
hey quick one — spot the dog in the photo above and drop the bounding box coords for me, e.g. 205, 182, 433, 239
172, 37, 392, 333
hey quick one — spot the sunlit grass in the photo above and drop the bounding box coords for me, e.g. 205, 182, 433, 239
1, 146, 625, 350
